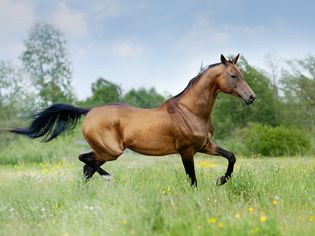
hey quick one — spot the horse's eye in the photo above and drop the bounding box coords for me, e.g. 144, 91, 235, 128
231, 75, 237, 79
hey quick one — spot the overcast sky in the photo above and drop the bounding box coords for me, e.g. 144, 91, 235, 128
1, 0, 314, 99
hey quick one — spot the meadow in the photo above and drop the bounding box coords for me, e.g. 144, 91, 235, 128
1, 3, 315, 236
0, 133, 314, 236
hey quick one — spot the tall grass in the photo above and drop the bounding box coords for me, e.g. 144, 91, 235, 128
0, 154, 314, 236
0, 127, 86, 165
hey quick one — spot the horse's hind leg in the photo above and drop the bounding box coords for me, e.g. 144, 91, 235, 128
78, 152, 111, 180
79, 152, 99, 179
82, 122, 125, 180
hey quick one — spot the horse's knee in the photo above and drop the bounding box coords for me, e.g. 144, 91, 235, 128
216, 147, 236, 163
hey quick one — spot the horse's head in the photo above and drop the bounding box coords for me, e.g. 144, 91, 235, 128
216, 54, 255, 105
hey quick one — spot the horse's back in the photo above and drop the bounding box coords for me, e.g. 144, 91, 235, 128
82, 103, 142, 143
83, 103, 160, 130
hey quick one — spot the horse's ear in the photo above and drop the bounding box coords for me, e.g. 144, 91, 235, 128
231, 53, 240, 65
220, 54, 228, 65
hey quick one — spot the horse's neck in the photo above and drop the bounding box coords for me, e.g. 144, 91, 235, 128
177, 69, 219, 120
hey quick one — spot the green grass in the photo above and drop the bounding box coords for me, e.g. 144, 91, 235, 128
0, 130, 84, 165
0, 153, 315, 236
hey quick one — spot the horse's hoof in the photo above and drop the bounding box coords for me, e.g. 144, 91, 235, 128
216, 176, 227, 186
83, 164, 96, 180
101, 174, 112, 182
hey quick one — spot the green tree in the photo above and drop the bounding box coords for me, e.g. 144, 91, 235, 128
280, 55, 315, 130
21, 23, 74, 105
84, 78, 122, 106
0, 61, 36, 126
122, 87, 165, 108
212, 57, 282, 138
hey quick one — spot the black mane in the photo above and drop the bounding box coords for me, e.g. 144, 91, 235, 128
174, 62, 221, 98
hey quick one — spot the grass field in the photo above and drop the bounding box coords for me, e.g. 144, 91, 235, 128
0, 152, 315, 236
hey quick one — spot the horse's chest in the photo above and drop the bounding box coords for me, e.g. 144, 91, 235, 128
190, 127, 207, 140
191, 129, 208, 147
172, 111, 209, 149
176, 123, 208, 149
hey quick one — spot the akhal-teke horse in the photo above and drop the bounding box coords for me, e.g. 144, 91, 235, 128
8, 54, 255, 186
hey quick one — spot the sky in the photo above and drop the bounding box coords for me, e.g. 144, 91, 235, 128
1, 0, 314, 99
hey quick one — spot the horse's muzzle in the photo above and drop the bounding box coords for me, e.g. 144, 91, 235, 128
244, 95, 256, 105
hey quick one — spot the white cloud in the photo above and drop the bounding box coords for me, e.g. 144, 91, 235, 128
88, 0, 125, 22
0, 0, 36, 61
48, 2, 88, 40
0, 0, 35, 34
175, 15, 266, 58
111, 40, 145, 58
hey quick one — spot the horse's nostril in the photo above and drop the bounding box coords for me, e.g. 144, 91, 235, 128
249, 95, 256, 101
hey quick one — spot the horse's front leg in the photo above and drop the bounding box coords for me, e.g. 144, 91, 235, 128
180, 148, 197, 187
200, 141, 236, 185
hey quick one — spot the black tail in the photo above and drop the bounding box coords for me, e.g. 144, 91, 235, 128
10, 104, 90, 142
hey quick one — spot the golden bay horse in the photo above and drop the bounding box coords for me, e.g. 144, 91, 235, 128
10, 54, 255, 186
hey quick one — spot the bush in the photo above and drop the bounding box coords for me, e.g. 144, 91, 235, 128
243, 123, 312, 156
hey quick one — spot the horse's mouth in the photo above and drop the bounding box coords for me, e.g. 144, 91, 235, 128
244, 100, 253, 105
244, 95, 256, 105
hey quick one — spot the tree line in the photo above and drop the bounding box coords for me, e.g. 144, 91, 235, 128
0, 23, 314, 141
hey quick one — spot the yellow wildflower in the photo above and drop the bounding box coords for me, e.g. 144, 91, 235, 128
272, 199, 277, 206
260, 214, 267, 223
208, 217, 217, 224
235, 213, 241, 219
122, 220, 128, 225
309, 215, 314, 222
218, 222, 224, 229
248, 207, 254, 213
196, 160, 218, 169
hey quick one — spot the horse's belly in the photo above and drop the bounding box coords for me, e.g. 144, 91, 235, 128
125, 134, 177, 156
129, 146, 177, 156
